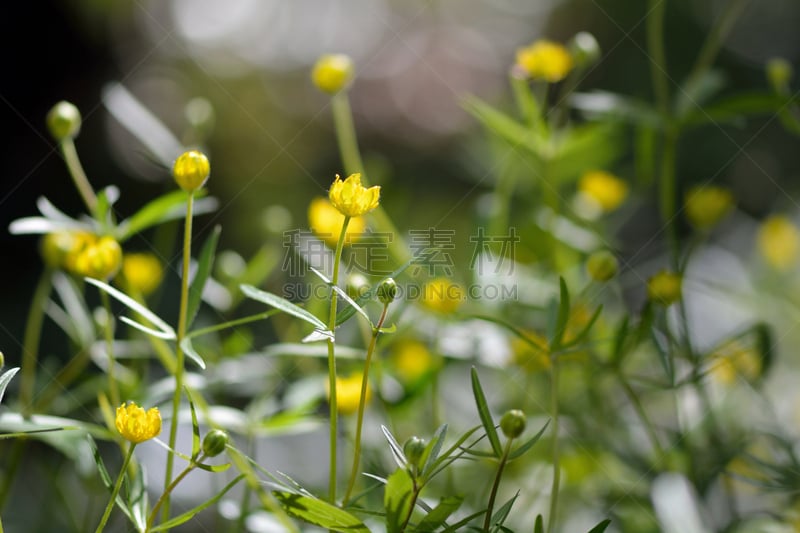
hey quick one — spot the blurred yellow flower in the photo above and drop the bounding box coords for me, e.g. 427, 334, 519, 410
511, 331, 551, 373
41, 230, 94, 269
115, 402, 161, 444
173, 150, 210, 192
578, 170, 628, 213
647, 270, 682, 306
421, 278, 464, 314
328, 173, 380, 218
121, 253, 164, 296
329, 372, 370, 415
684, 186, 734, 229
516, 40, 574, 82
311, 54, 355, 94
72, 236, 123, 280
758, 215, 800, 271
392, 340, 436, 383
308, 197, 366, 247
709, 341, 761, 385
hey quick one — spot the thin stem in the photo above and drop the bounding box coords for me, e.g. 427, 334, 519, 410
546, 359, 560, 533
646, 0, 670, 117
659, 127, 679, 264
94, 443, 136, 533
686, 0, 750, 87
163, 192, 195, 522
19, 268, 53, 418
327, 215, 351, 502
484, 438, 514, 531
343, 304, 389, 504
100, 291, 120, 408
399, 479, 421, 532
146, 457, 201, 532
60, 138, 98, 214
616, 371, 665, 458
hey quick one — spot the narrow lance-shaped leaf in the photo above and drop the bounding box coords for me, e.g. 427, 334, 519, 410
150, 475, 246, 531
381, 425, 408, 469
586, 519, 612, 533
385, 469, 415, 533
550, 277, 571, 351
415, 496, 463, 532
178, 337, 207, 370
187, 226, 221, 328
490, 491, 519, 528
240, 284, 326, 331
85, 278, 176, 340
470, 367, 502, 457
0, 368, 20, 406
508, 419, 551, 460
273, 492, 370, 532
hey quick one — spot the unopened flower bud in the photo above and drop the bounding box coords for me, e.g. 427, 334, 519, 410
377, 277, 398, 304
0, 351, 4, 368
202, 429, 229, 457
570, 32, 600, 67
647, 270, 682, 306
586, 250, 618, 282
173, 150, 210, 192
312, 54, 355, 94
47, 101, 82, 141
500, 409, 526, 439
346, 272, 370, 299
403, 436, 426, 467
767, 58, 792, 93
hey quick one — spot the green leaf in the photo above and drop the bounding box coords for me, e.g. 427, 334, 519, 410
151, 475, 246, 531
85, 278, 176, 340
179, 337, 207, 369
88, 435, 136, 526
414, 496, 463, 532
193, 461, 232, 473
187, 226, 221, 328
470, 367, 502, 457
420, 424, 448, 478
273, 491, 369, 532
381, 425, 408, 469
335, 255, 417, 326
549, 277, 571, 351
385, 469, 415, 533
117, 190, 218, 241
187, 389, 201, 460
424, 425, 482, 480
610, 315, 630, 365
560, 304, 602, 350
534, 514, 545, 533
679, 91, 791, 129
508, 420, 550, 460
586, 519, 612, 533
0, 367, 19, 406
240, 284, 326, 331
675, 70, 726, 118
441, 510, 487, 533
489, 491, 519, 528
651, 329, 674, 385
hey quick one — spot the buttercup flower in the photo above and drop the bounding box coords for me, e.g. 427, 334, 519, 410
511, 331, 551, 373
421, 277, 464, 314
72, 236, 123, 280
685, 186, 734, 229
516, 40, 574, 82
328, 372, 370, 415
647, 270, 682, 306
121, 253, 164, 295
586, 250, 618, 282
709, 341, 762, 385
311, 54, 355, 94
392, 339, 436, 384
41, 230, 94, 269
328, 173, 380, 218
308, 197, 366, 247
578, 170, 629, 213
115, 402, 161, 443
173, 150, 210, 192
758, 215, 799, 271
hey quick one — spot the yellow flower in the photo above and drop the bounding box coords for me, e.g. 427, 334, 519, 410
647, 270, 682, 306
578, 170, 629, 213
173, 150, 210, 192
328, 372, 370, 415
392, 340, 436, 383
308, 197, 366, 247
684, 186, 734, 229
515, 40, 574, 83
311, 54, 355, 94
121, 253, 164, 295
758, 215, 800, 271
72, 236, 123, 280
421, 278, 464, 314
511, 331, 551, 373
41, 230, 94, 269
115, 402, 161, 443
328, 173, 380, 218
709, 341, 762, 385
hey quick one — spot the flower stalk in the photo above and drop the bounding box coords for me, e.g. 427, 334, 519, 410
94, 443, 136, 533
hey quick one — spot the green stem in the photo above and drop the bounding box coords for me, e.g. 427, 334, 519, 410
163, 192, 195, 522
646, 0, 670, 117
686, 0, 751, 87
616, 371, 665, 458
509, 71, 543, 130
399, 479, 421, 532
546, 359, 560, 533
146, 457, 201, 532
100, 291, 120, 408
327, 215, 351, 502
484, 438, 514, 531
19, 268, 53, 418
343, 304, 389, 504
60, 138, 98, 215
659, 127, 679, 264
94, 443, 136, 533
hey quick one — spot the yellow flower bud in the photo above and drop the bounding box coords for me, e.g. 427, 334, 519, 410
121, 253, 164, 295
586, 250, 618, 282
647, 270, 682, 306
311, 54, 355, 94
73, 236, 123, 280
515, 40, 574, 83
578, 170, 629, 213
684, 186, 734, 229
41, 231, 83, 268
115, 402, 161, 443
328, 173, 380, 218
328, 372, 370, 415
173, 150, 210, 192
758, 215, 800, 271
46, 101, 82, 141
308, 197, 366, 247
421, 278, 464, 314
